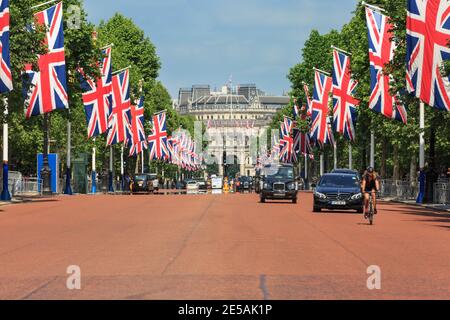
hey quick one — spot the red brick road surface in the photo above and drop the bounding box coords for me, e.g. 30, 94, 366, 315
0, 192, 449, 299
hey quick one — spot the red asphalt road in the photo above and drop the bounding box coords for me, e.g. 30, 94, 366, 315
0, 192, 449, 300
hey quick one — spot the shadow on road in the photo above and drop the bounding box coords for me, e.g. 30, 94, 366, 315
388, 205, 450, 229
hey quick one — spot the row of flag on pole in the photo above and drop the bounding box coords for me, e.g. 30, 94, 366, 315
263, 0, 450, 166
0, 0, 200, 171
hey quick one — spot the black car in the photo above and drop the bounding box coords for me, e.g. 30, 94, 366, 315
313, 173, 364, 213
331, 169, 361, 181
131, 174, 154, 194
260, 164, 298, 203
236, 176, 252, 192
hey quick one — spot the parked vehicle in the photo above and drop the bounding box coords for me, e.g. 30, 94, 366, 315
186, 180, 199, 191
313, 173, 364, 213
148, 173, 159, 192
236, 176, 252, 192
131, 174, 154, 194
260, 164, 298, 203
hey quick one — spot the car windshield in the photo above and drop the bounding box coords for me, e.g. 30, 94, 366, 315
266, 167, 294, 179
319, 175, 359, 187
134, 175, 147, 181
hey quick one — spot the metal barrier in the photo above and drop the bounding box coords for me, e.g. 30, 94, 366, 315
433, 183, 450, 205
379, 179, 419, 201
10, 178, 43, 197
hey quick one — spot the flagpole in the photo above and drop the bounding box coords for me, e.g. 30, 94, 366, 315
120, 145, 124, 191
333, 141, 337, 170
108, 146, 114, 192
361, 1, 386, 13
1, 98, 11, 201
41, 113, 52, 195
141, 149, 144, 174
331, 45, 352, 56
370, 131, 375, 168
313, 67, 331, 76
304, 154, 308, 190
31, 0, 59, 10
320, 153, 324, 176
91, 139, 97, 194
419, 103, 425, 169
64, 118, 73, 195
112, 66, 131, 75
349, 144, 353, 170
417, 102, 425, 203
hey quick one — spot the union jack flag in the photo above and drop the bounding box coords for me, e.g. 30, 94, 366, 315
0, 0, 12, 93
24, 2, 68, 118
129, 96, 147, 157
107, 69, 132, 145
166, 136, 175, 164
80, 46, 113, 138
148, 111, 170, 160
303, 83, 313, 117
279, 117, 294, 163
332, 49, 359, 141
280, 116, 293, 137
293, 99, 300, 119
129, 141, 147, 157
406, 0, 450, 111
366, 7, 408, 123
310, 70, 333, 145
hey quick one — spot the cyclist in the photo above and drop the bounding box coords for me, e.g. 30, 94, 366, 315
361, 167, 380, 217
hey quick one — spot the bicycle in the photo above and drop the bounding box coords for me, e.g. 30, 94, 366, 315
364, 191, 377, 225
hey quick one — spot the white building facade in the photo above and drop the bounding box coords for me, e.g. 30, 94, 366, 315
175, 84, 290, 177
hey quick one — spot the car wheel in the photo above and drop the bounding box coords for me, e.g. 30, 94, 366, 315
292, 198, 297, 204
260, 197, 266, 203
313, 207, 321, 212
357, 208, 364, 214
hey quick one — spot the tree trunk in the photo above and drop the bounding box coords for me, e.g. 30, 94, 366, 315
393, 144, 400, 181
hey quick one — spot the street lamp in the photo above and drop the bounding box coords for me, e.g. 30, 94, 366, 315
41, 114, 52, 195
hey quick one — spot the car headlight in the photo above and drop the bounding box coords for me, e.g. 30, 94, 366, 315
287, 182, 296, 191
314, 191, 327, 199
263, 183, 270, 190
351, 193, 362, 200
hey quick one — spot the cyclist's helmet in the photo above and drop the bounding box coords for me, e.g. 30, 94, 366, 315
367, 166, 374, 173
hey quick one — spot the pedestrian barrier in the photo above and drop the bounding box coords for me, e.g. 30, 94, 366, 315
379, 179, 419, 201
433, 182, 450, 205
10, 178, 43, 197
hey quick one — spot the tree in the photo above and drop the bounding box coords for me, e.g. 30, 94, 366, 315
285, 0, 450, 183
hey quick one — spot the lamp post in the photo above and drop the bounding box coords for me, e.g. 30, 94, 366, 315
1, 98, 11, 201
41, 113, 52, 195
91, 139, 97, 194
64, 116, 73, 195
108, 146, 114, 192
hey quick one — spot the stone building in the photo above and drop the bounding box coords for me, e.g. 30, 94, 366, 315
175, 83, 289, 177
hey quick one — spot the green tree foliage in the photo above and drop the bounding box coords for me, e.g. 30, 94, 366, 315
96, 13, 196, 177
4, 6, 194, 177
285, 0, 450, 179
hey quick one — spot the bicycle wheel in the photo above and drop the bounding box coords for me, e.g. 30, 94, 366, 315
369, 199, 374, 225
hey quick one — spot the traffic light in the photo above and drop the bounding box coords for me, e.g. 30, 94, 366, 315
223, 151, 227, 165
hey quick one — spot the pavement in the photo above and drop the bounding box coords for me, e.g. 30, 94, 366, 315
0, 192, 449, 300
382, 197, 450, 213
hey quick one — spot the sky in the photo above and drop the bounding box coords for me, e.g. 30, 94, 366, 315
84, 0, 357, 98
